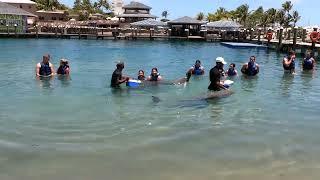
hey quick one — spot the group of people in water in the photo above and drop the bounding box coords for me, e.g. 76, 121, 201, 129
283, 50, 316, 74
35, 50, 316, 92
110, 55, 261, 91
35, 54, 70, 77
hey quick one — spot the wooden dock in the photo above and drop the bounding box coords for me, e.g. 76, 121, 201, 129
0, 31, 319, 56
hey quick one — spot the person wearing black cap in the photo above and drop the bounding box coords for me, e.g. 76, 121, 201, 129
110, 62, 129, 88
186, 60, 205, 82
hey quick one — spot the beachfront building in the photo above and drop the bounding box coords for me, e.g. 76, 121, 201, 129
0, 0, 36, 24
167, 16, 205, 37
0, 0, 36, 14
111, 0, 124, 16
36, 10, 68, 21
117, 1, 156, 23
0, 1, 36, 33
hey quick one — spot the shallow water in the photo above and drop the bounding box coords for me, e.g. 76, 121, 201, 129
1, 39, 320, 180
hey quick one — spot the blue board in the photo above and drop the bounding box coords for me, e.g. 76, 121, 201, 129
221, 42, 268, 49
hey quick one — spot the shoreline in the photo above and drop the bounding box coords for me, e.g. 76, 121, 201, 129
1, 33, 319, 56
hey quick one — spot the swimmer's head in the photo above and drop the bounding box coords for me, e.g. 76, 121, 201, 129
43, 54, 50, 63
195, 60, 201, 68
116, 62, 124, 69
151, 68, 158, 75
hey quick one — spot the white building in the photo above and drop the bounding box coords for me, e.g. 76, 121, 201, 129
111, 0, 124, 16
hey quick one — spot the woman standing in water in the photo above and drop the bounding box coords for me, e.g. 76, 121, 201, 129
57, 59, 70, 75
283, 50, 296, 74
147, 68, 163, 81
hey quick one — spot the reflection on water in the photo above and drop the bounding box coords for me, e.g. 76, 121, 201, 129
280, 73, 295, 97
36, 76, 54, 90
57, 75, 71, 87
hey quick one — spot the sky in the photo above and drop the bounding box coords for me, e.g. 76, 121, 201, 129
60, 0, 319, 26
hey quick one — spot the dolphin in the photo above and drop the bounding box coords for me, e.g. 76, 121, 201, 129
151, 96, 161, 103
174, 89, 234, 109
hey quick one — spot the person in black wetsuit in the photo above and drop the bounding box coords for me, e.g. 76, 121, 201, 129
283, 50, 296, 74
208, 57, 228, 91
110, 62, 129, 88
36, 54, 55, 77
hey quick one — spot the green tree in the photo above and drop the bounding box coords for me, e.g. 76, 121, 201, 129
292, 10, 300, 27
236, 4, 249, 27
73, 0, 81, 10
196, 12, 204, 21
266, 8, 277, 25
282, 1, 293, 28
162, 10, 168, 19
35, 0, 67, 11
276, 10, 286, 27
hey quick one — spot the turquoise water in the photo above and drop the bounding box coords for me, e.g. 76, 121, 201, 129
1, 39, 320, 180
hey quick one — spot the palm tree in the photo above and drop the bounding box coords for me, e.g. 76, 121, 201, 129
73, 0, 81, 10
236, 4, 249, 27
228, 10, 238, 21
292, 10, 300, 27
196, 12, 204, 21
282, 1, 293, 28
215, 7, 228, 20
282, 1, 293, 15
276, 10, 286, 27
266, 8, 277, 26
35, 0, 66, 11
162, 10, 168, 19
206, 13, 217, 22
98, 0, 110, 12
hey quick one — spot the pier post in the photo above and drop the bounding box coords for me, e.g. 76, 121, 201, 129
185, 29, 189, 39
293, 26, 298, 50
287, 29, 291, 40
302, 29, 306, 42
250, 28, 254, 41
78, 27, 81, 39
14, 24, 17, 36
204, 29, 208, 41
278, 27, 284, 51
6, 24, 9, 35
35, 25, 38, 38
311, 28, 318, 51
258, 28, 261, 42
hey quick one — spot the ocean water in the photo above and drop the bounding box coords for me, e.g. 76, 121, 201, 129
0, 39, 320, 180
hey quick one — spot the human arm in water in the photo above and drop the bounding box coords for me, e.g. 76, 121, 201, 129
241, 63, 247, 74
35, 63, 41, 77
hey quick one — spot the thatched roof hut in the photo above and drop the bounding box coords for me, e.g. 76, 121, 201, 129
123, 1, 152, 10
168, 16, 205, 25
130, 18, 166, 28
206, 20, 242, 31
